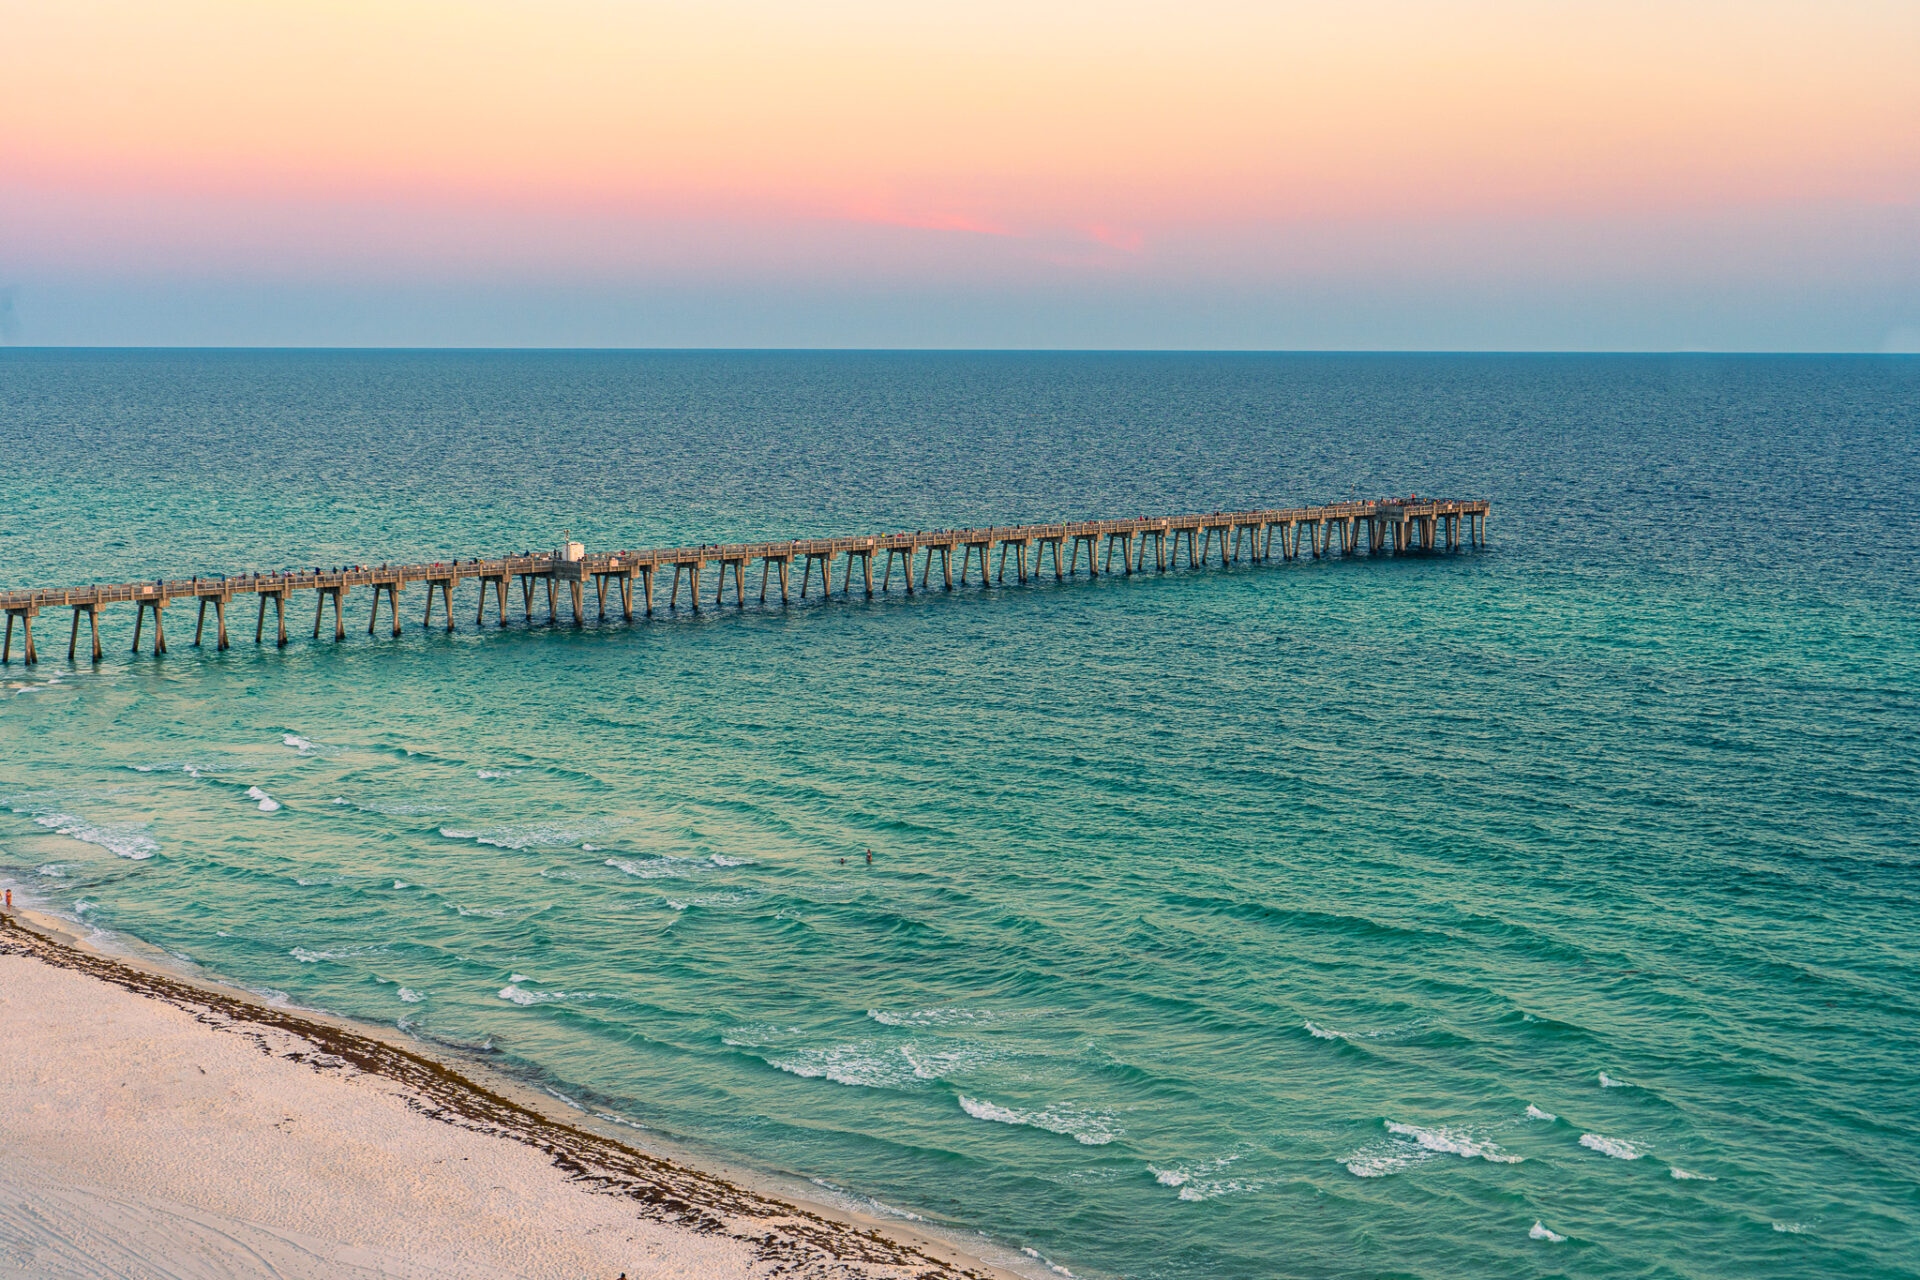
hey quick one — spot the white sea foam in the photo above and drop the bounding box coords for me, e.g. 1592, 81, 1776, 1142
1145, 1157, 1255, 1201
36, 864, 64, 877
497, 984, 594, 1006
441, 824, 597, 851
290, 944, 388, 964
1772, 1221, 1811, 1234
1020, 1247, 1075, 1277
475, 769, 517, 779
1384, 1121, 1523, 1164
1669, 1166, 1716, 1181
581, 844, 602, 852
1530, 1221, 1568, 1243
605, 856, 686, 879
1305, 1020, 1341, 1040
510, 974, 532, 984
73, 900, 96, 915
1526, 1104, 1557, 1121
396, 988, 423, 1003
453, 904, 515, 918
900, 1041, 1003, 1080
1579, 1133, 1643, 1159
33, 812, 158, 860
244, 786, 281, 812
768, 1043, 923, 1090
956, 1095, 1118, 1146
282, 734, 318, 753
1598, 1071, 1628, 1088
868, 1007, 1002, 1028
664, 891, 753, 912
392, 880, 410, 889
709, 852, 752, 867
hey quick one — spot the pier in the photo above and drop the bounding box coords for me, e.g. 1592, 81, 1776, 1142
1, 499, 1488, 664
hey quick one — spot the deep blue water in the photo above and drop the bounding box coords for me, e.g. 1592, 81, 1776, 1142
3, 350, 1918, 1279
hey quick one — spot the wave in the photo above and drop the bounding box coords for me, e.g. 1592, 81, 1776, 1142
35, 864, 63, 877
333, 797, 449, 816
396, 987, 423, 1003
1579, 1133, 1643, 1159
1772, 1221, 1811, 1234
32, 812, 158, 861
1526, 1104, 1557, 1121
1304, 1018, 1430, 1044
497, 984, 597, 1006
1384, 1121, 1522, 1164
1529, 1221, 1568, 1243
1346, 1120, 1523, 1177
869, 1007, 1005, 1028
244, 786, 281, 812
1598, 1071, 1629, 1088
392, 880, 411, 889
282, 734, 319, 753
663, 892, 755, 912
440, 823, 600, 851
709, 852, 753, 867
475, 769, 518, 780
956, 1095, 1118, 1146
1669, 1166, 1716, 1180
766, 1043, 924, 1091
1145, 1156, 1256, 1201
1019, 1246, 1076, 1277
605, 856, 687, 879
290, 944, 389, 963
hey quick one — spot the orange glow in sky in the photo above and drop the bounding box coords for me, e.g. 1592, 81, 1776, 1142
2, 0, 1916, 346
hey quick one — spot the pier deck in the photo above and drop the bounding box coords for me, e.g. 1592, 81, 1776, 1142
2, 499, 1488, 663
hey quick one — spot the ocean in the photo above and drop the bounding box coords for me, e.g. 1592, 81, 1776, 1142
2, 350, 1916, 1279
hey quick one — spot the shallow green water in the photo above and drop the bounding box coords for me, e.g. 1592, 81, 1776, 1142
3, 351, 1917, 1279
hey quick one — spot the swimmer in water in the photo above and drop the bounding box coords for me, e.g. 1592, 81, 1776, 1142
866, 847, 873, 865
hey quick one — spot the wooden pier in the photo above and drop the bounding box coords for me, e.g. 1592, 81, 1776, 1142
1, 499, 1488, 664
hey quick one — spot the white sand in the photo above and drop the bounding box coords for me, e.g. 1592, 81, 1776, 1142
0, 916, 1003, 1280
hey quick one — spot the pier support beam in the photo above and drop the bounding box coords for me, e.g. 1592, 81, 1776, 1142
422, 579, 457, 631
476, 574, 508, 626
368, 582, 403, 636
68, 604, 101, 663
133, 597, 168, 655
959, 541, 990, 586
1069, 533, 1098, 575
761, 555, 791, 603
3, 606, 38, 665
800, 551, 832, 598
882, 546, 916, 594
314, 586, 346, 641
256, 589, 288, 646
193, 593, 230, 650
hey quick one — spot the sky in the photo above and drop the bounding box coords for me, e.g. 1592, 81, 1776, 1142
2, 0, 1917, 349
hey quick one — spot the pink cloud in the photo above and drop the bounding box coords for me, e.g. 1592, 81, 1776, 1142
1087, 223, 1145, 253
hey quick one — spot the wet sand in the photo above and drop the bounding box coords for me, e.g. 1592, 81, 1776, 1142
0, 910, 1010, 1280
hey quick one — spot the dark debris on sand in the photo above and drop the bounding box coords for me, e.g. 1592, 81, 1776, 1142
1, 915, 994, 1280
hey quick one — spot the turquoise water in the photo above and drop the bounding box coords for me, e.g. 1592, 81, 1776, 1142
3, 351, 1917, 1279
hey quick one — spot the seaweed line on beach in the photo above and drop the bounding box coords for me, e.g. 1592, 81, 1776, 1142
0, 914, 994, 1280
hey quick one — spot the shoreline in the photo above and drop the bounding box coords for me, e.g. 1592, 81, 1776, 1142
0, 907, 1024, 1279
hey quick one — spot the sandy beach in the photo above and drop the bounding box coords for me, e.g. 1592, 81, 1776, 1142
0, 910, 1008, 1280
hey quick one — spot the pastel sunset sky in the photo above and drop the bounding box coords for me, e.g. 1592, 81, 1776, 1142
3, 0, 1916, 348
